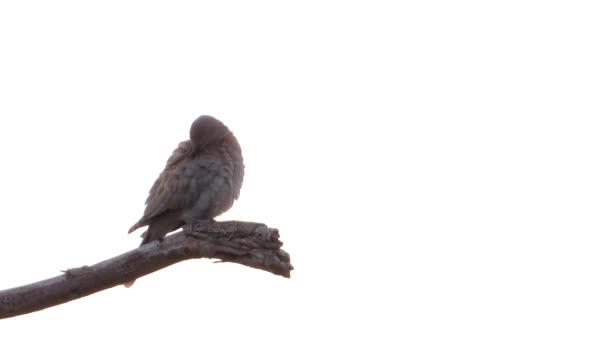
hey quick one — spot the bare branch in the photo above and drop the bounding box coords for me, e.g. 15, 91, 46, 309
0, 220, 292, 320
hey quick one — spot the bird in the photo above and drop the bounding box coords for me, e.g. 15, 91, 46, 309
125, 115, 244, 286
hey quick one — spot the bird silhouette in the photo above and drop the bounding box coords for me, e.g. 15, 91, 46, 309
125, 115, 244, 286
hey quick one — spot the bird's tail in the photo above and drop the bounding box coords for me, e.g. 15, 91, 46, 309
128, 220, 146, 234
139, 229, 152, 245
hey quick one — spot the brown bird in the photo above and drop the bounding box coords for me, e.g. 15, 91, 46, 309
128, 115, 244, 246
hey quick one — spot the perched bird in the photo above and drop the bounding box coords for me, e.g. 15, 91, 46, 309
128, 115, 244, 246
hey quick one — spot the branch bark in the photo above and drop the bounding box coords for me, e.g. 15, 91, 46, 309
0, 220, 292, 320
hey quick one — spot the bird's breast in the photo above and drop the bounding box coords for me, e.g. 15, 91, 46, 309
181, 147, 241, 221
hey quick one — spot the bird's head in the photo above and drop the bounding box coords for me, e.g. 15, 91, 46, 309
190, 115, 229, 148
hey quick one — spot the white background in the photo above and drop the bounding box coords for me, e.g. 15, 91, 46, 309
1, 1, 607, 341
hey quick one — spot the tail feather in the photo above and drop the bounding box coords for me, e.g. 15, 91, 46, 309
128, 218, 147, 234
142, 213, 183, 245
139, 229, 152, 246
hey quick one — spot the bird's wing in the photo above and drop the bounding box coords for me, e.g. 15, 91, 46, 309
128, 140, 222, 233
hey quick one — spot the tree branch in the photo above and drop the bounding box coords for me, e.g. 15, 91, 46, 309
0, 220, 292, 320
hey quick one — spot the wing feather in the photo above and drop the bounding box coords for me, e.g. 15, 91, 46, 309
129, 140, 222, 232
